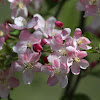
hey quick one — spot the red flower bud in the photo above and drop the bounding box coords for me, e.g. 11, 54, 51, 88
40, 39, 47, 46
55, 21, 63, 28
33, 43, 42, 52
44, 56, 49, 64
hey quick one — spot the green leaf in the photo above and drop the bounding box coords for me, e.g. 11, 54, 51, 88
98, 43, 100, 49
74, 94, 90, 100
86, 49, 95, 53
83, 32, 93, 40
90, 70, 100, 78
10, 30, 20, 35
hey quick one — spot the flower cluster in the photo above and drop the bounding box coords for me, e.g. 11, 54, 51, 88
0, 0, 92, 98
9, 14, 91, 89
77, 0, 100, 17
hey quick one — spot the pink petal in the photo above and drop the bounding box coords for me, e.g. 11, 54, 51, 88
0, 86, 9, 98
11, 61, 24, 72
34, 62, 42, 72
34, 14, 45, 30
13, 42, 27, 54
42, 65, 53, 75
31, 29, 43, 43
9, 24, 26, 30
61, 28, 71, 40
8, 77, 19, 88
54, 33, 63, 45
80, 44, 92, 50
85, 5, 97, 17
71, 62, 80, 75
47, 75, 58, 86
27, 17, 38, 28
65, 36, 73, 46
80, 37, 91, 44
66, 46, 76, 58
57, 75, 68, 88
74, 28, 82, 39
19, 30, 31, 41
46, 17, 56, 31
79, 59, 89, 69
77, 51, 87, 59
22, 69, 34, 84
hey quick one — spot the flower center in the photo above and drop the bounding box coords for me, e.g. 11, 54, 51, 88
59, 48, 67, 56
0, 30, 4, 36
27, 41, 32, 48
89, 0, 97, 5
18, 2, 25, 10
74, 57, 80, 63
24, 63, 33, 70
54, 68, 61, 75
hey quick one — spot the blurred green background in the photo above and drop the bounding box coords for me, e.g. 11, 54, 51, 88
0, 0, 100, 100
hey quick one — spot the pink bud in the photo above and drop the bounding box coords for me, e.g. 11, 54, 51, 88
44, 56, 49, 64
55, 21, 63, 28
33, 43, 42, 52
40, 39, 47, 46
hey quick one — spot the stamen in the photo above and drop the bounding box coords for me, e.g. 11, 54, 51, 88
74, 57, 80, 63
0, 30, 4, 36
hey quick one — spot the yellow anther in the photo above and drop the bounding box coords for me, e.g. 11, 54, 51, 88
27, 41, 32, 48
54, 68, 61, 75
24, 63, 34, 70
77, 40, 83, 45
89, 0, 97, 5
59, 48, 67, 56
18, 2, 24, 10
0, 30, 4, 36
74, 57, 80, 63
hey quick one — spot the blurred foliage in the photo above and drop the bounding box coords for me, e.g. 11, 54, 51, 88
74, 93, 91, 100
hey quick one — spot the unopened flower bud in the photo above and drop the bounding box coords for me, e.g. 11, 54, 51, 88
55, 21, 63, 28
41, 39, 47, 46
33, 43, 42, 52
44, 56, 49, 64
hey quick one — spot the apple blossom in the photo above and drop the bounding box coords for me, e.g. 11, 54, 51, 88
73, 28, 92, 50
66, 46, 89, 75
11, 49, 42, 84
8, 0, 32, 19
0, 68, 19, 98
42, 55, 69, 88
13, 29, 43, 54
9, 16, 38, 30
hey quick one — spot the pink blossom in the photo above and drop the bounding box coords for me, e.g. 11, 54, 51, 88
0, 68, 19, 98
11, 49, 42, 84
34, 14, 57, 38
73, 28, 92, 50
13, 29, 43, 54
9, 16, 38, 30
32, 0, 44, 11
66, 46, 89, 75
77, 0, 100, 17
8, 0, 32, 19
0, 23, 10, 50
42, 55, 69, 88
